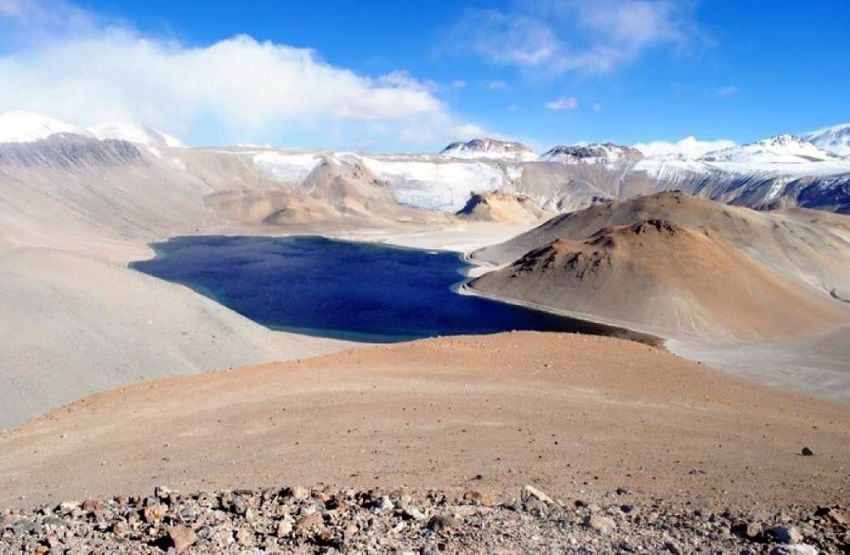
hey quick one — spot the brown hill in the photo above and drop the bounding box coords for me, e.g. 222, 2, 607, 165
470, 219, 849, 341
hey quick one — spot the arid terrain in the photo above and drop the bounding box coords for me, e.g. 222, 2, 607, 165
2, 333, 849, 551
2, 121, 850, 552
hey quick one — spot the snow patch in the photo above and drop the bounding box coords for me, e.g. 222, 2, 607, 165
0, 111, 90, 143
358, 157, 507, 211
253, 152, 324, 184
88, 122, 184, 155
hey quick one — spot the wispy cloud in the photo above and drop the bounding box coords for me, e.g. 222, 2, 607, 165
717, 85, 738, 97
592, 102, 603, 112
484, 80, 509, 90
545, 97, 579, 110
0, 0, 487, 148
446, 0, 702, 76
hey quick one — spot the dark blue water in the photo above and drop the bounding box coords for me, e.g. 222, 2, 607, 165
131, 235, 639, 343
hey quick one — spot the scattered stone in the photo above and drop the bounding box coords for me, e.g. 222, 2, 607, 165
295, 513, 324, 534
770, 544, 818, 555
585, 515, 617, 535
285, 486, 310, 500
167, 525, 196, 552
462, 490, 494, 507
427, 514, 459, 533
732, 519, 763, 541
402, 507, 427, 521
801, 447, 814, 456
663, 538, 682, 554
521, 485, 555, 505
769, 525, 804, 544
275, 519, 293, 538
142, 504, 167, 524
2, 484, 846, 553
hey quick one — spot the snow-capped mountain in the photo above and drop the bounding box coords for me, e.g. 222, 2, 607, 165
440, 138, 537, 161
700, 135, 836, 165
0, 111, 91, 143
540, 143, 644, 164
2, 111, 849, 215
804, 124, 850, 157
0, 112, 184, 155
88, 122, 184, 150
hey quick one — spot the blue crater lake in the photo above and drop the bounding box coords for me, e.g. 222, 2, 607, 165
131, 235, 643, 343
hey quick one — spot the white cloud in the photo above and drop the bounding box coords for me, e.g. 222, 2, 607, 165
0, 1, 481, 148
450, 79, 468, 89
633, 136, 736, 159
545, 97, 579, 110
447, 0, 700, 75
592, 102, 603, 112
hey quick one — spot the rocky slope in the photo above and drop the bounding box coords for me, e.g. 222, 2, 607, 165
3, 484, 847, 553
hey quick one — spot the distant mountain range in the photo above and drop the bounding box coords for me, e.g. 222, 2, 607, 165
1, 111, 849, 216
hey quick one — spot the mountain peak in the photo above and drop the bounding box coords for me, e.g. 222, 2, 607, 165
440, 138, 536, 161
804, 123, 850, 157
701, 133, 835, 164
540, 142, 643, 164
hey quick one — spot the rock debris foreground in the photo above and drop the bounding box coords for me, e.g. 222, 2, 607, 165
2, 484, 848, 553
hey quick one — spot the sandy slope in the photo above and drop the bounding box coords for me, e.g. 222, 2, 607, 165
1, 332, 848, 511
0, 247, 352, 429
669, 325, 850, 403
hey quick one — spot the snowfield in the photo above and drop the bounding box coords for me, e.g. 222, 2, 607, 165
357, 156, 508, 211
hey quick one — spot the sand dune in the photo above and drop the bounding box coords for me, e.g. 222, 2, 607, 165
1, 332, 848, 511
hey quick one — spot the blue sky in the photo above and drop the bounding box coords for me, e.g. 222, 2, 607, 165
2, 0, 849, 151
